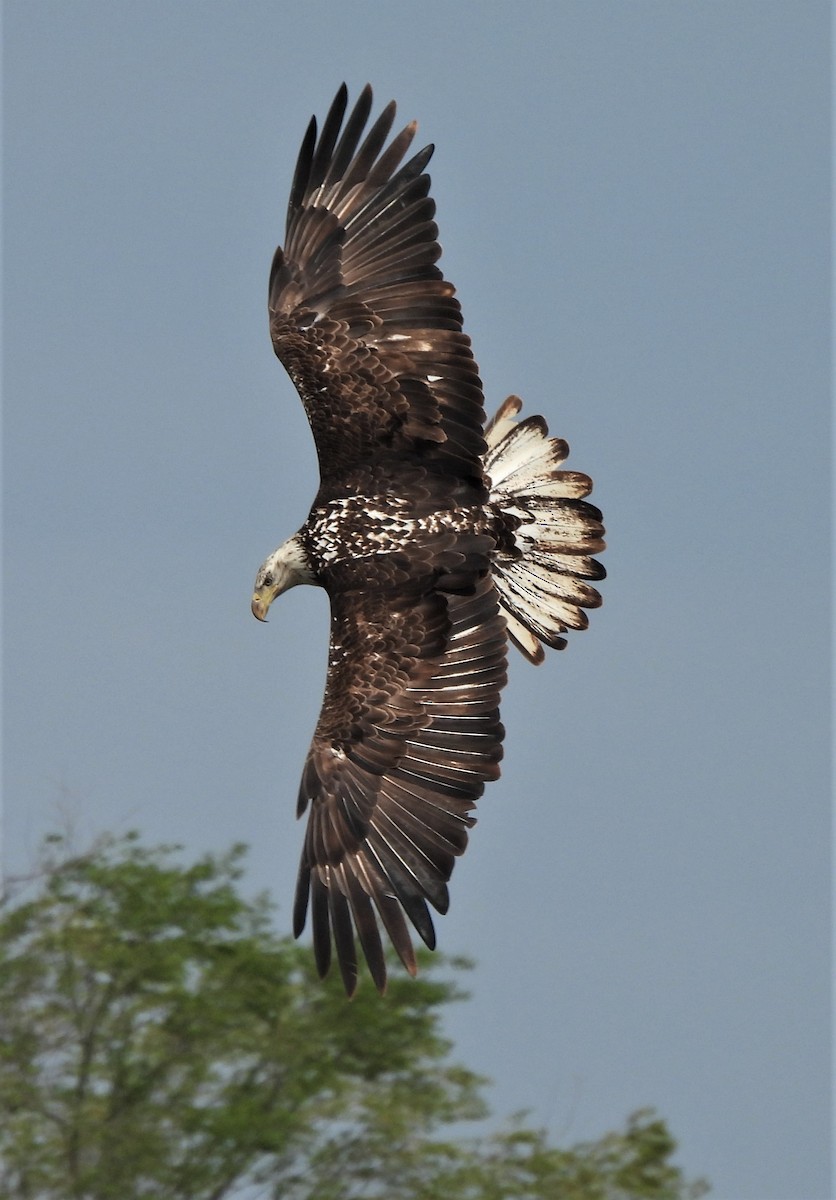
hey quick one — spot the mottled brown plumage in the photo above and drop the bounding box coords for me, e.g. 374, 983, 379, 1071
269, 84, 487, 492
252, 85, 605, 994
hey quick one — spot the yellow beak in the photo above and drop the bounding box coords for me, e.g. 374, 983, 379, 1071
251, 590, 271, 622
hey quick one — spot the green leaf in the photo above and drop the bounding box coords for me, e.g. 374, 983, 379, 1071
0, 831, 709, 1200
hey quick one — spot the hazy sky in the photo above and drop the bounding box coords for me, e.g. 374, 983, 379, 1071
3, 3, 831, 1197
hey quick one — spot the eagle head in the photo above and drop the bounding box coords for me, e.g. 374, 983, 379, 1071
251, 534, 313, 621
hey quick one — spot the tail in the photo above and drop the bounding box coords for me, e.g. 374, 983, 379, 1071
485, 396, 606, 664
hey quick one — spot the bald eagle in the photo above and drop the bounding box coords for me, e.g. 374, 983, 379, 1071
251, 85, 605, 994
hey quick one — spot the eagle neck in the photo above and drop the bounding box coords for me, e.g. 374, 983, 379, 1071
277, 533, 316, 589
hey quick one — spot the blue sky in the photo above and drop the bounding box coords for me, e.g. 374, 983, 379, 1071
3, 3, 831, 1197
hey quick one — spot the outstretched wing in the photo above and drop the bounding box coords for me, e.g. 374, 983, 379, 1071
293, 572, 507, 995
269, 84, 488, 489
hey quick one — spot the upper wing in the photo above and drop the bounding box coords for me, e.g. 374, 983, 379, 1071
293, 573, 507, 995
269, 84, 488, 489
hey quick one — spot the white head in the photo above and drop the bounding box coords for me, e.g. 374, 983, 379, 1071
251, 534, 314, 621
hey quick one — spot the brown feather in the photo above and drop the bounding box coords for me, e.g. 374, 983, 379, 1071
293, 574, 505, 991
269, 86, 488, 490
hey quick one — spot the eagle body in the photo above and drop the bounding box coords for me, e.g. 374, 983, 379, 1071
303, 496, 496, 578
251, 85, 605, 994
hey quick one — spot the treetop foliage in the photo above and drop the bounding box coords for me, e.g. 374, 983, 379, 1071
0, 831, 708, 1200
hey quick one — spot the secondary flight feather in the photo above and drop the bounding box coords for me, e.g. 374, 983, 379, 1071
251, 84, 605, 994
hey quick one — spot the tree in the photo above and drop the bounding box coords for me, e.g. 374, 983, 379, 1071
0, 832, 708, 1200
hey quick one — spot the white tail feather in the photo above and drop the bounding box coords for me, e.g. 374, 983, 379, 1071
486, 396, 605, 664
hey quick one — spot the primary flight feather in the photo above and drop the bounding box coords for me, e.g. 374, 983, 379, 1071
251, 84, 605, 995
